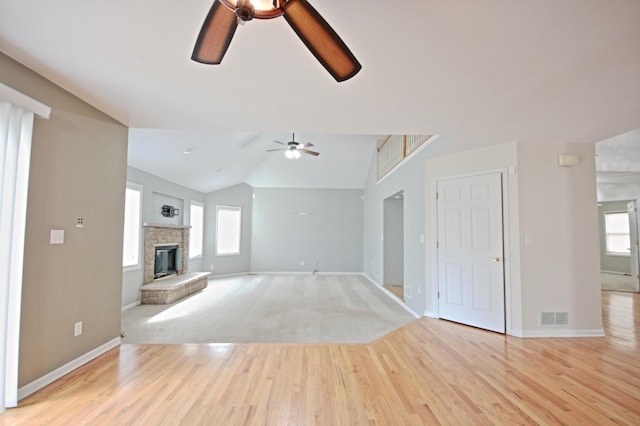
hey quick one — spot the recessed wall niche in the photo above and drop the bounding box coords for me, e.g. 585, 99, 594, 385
152, 192, 184, 225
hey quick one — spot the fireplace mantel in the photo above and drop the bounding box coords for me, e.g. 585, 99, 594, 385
143, 223, 191, 229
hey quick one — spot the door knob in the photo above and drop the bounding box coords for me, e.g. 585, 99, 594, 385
489, 257, 502, 262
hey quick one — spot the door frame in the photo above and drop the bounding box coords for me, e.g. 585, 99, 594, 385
430, 168, 515, 334
628, 199, 640, 292
383, 191, 405, 293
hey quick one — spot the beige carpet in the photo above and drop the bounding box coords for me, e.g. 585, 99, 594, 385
601, 272, 639, 292
121, 274, 416, 344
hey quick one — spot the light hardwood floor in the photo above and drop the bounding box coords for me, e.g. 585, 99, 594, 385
3, 291, 639, 425
383, 284, 404, 301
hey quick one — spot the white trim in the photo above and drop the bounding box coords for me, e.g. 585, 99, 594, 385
430, 176, 440, 319
17, 337, 120, 401
362, 273, 420, 318
601, 270, 631, 276
363, 273, 378, 286
209, 272, 251, 279
0, 83, 50, 119
521, 329, 605, 338
249, 271, 363, 276
423, 310, 436, 318
121, 301, 141, 311
605, 252, 631, 257
1, 103, 38, 409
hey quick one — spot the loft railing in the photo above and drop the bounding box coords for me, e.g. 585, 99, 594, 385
377, 134, 433, 181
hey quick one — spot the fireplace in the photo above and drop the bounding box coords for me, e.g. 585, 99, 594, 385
143, 223, 190, 284
154, 244, 180, 279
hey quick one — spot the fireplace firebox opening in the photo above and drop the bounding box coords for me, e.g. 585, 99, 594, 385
154, 244, 180, 279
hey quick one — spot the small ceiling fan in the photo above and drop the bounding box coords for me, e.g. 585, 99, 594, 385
267, 133, 319, 159
191, 0, 361, 82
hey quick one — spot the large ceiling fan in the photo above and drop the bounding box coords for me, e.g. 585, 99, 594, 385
267, 133, 319, 158
191, 0, 361, 82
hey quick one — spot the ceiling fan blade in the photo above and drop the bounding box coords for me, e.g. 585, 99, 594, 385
272, 140, 287, 145
297, 142, 314, 149
192, 0, 238, 64
283, 0, 361, 82
266, 148, 286, 152
300, 149, 320, 156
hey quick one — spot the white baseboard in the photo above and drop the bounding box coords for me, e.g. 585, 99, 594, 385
362, 273, 378, 286
507, 329, 524, 338
18, 337, 121, 401
362, 273, 420, 318
520, 329, 605, 338
248, 271, 363, 276
601, 270, 631, 276
423, 310, 436, 318
209, 272, 251, 279
121, 301, 140, 311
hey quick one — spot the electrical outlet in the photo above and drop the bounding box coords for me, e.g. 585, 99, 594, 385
76, 217, 84, 228
299, 261, 305, 266
74, 321, 83, 337
210, 264, 215, 271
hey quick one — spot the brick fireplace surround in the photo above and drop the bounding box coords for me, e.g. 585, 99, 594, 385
142, 223, 190, 284
141, 223, 209, 304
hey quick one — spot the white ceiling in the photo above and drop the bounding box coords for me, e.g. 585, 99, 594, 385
127, 130, 378, 192
596, 128, 640, 183
1, 0, 639, 192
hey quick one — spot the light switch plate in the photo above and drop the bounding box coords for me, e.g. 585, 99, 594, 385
50, 229, 64, 244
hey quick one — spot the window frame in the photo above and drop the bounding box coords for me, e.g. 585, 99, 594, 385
604, 210, 631, 257
216, 205, 242, 256
189, 200, 204, 259
122, 182, 143, 271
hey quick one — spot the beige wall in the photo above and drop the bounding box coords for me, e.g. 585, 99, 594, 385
0, 53, 128, 386
516, 141, 602, 334
424, 141, 603, 336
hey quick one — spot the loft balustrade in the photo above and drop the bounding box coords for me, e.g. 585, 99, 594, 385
377, 134, 434, 181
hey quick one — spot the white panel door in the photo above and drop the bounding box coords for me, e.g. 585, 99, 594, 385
627, 200, 640, 292
437, 172, 505, 333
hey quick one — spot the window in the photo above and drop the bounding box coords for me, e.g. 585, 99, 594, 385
604, 211, 630, 255
189, 201, 204, 258
123, 182, 142, 269
216, 205, 241, 255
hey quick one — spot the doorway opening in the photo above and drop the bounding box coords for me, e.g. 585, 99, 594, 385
383, 191, 405, 301
597, 199, 640, 293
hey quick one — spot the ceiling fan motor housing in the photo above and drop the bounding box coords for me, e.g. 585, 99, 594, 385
236, 0, 255, 21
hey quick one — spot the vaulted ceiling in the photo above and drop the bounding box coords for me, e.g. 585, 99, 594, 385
1, 0, 639, 192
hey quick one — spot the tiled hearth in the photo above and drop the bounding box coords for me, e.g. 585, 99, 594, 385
143, 223, 190, 284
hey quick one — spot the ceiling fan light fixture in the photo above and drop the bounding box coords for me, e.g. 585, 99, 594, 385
284, 149, 301, 159
250, 0, 279, 11
220, 0, 283, 18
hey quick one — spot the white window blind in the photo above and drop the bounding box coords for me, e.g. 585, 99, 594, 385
216, 205, 241, 255
189, 201, 204, 258
122, 183, 142, 268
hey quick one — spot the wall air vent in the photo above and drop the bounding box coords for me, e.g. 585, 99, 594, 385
540, 312, 569, 326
